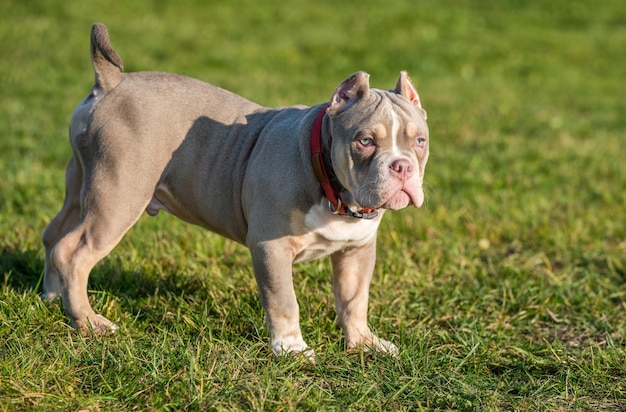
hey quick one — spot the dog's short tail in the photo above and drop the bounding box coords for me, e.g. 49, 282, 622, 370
91, 23, 123, 91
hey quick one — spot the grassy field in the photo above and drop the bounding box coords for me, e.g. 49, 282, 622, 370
1, 0, 625, 410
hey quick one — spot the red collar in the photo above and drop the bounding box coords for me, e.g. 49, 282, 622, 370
310, 104, 379, 219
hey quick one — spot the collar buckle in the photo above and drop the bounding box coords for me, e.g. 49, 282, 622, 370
328, 198, 342, 215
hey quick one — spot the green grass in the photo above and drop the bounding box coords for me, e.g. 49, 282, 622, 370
1, 0, 625, 410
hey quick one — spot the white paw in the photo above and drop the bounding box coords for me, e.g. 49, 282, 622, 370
372, 336, 399, 355
271, 336, 316, 362
73, 314, 118, 335
347, 333, 399, 356
94, 314, 119, 333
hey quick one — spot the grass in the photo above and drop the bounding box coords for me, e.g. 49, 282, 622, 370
1, 0, 625, 410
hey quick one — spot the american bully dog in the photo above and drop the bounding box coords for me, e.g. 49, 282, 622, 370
42, 24, 429, 359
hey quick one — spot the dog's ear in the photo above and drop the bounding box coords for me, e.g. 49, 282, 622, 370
328, 72, 370, 115
395, 71, 427, 119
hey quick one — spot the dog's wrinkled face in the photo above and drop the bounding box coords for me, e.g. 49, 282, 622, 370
329, 90, 429, 211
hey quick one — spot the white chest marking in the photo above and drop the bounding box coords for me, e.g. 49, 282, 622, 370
303, 201, 380, 243
290, 202, 381, 263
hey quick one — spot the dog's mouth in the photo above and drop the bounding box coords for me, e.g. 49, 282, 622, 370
381, 187, 424, 210
347, 184, 424, 211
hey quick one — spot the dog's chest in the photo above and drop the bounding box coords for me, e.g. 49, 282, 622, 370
291, 202, 381, 263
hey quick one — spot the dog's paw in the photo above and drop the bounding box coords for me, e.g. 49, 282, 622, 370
271, 336, 316, 362
40, 292, 61, 302
347, 333, 399, 356
370, 336, 399, 355
73, 314, 118, 336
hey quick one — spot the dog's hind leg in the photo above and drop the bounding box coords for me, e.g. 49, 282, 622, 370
42, 158, 83, 301
48, 161, 156, 334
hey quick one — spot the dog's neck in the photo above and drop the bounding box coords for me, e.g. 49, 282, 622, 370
310, 105, 379, 219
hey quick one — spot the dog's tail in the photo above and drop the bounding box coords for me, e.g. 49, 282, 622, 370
91, 23, 124, 91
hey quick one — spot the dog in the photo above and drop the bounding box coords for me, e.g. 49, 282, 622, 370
42, 23, 429, 359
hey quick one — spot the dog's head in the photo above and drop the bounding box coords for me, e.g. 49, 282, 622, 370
325, 71, 429, 211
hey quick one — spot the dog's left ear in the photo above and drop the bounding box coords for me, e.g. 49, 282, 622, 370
328, 71, 371, 115
395, 71, 427, 119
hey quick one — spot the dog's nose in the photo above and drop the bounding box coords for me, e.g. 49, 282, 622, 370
389, 159, 413, 181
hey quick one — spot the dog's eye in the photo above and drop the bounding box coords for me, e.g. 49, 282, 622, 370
416, 137, 426, 148
358, 137, 375, 147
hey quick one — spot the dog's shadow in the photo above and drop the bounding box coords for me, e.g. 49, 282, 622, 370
0, 243, 264, 339
0, 245, 166, 296
0, 246, 44, 292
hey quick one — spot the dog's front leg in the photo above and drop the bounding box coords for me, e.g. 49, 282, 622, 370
331, 237, 398, 355
249, 240, 314, 360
